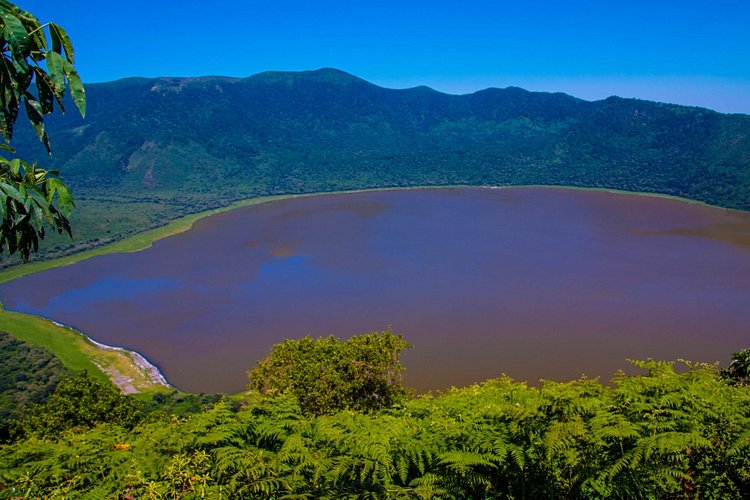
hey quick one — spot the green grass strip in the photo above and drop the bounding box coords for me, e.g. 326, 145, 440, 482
0, 311, 106, 380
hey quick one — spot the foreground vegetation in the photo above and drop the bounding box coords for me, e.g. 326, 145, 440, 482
248, 329, 412, 415
1, 332, 749, 498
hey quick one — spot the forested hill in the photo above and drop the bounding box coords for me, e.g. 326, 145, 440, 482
8, 67, 750, 257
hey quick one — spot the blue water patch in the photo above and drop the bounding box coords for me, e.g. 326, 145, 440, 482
38, 277, 179, 315
246, 254, 323, 292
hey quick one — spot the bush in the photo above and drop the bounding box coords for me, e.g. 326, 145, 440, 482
15, 371, 142, 438
247, 328, 411, 415
720, 348, 750, 385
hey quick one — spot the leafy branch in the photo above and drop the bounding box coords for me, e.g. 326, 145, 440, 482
0, 0, 85, 261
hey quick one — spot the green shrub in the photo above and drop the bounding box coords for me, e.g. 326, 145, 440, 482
15, 371, 142, 438
248, 328, 411, 415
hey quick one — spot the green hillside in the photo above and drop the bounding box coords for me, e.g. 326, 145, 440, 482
5, 67, 750, 263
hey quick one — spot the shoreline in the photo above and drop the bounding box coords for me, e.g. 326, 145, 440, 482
0, 309, 172, 394
53, 321, 173, 391
0, 183, 741, 286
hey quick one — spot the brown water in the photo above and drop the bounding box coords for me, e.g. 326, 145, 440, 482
2, 187, 749, 393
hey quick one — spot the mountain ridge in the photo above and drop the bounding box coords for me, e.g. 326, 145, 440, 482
5, 67, 750, 261
89, 69, 748, 114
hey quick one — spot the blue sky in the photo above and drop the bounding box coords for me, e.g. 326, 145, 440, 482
16, 0, 750, 113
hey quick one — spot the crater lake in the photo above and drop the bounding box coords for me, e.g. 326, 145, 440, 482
2, 187, 749, 393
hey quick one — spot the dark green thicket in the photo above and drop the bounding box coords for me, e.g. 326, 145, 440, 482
142, 390, 228, 418
1, 358, 748, 498
14, 371, 142, 439
0, 331, 71, 441
5, 68, 750, 264
720, 348, 750, 385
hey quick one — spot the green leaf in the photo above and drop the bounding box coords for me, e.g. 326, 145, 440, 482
0, 60, 21, 140
54, 181, 74, 215
30, 201, 45, 227
1, 11, 31, 68
34, 68, 56, 114
48, 21, 62, 55
23, 94, 50, 153
61, 59, 85, 117
0, 180, 26, 204
8, 157, 20, 175
44, 50, 66, 91
27, 188, 54, 224
49, 23, 75, 64
45, 176, 74, 215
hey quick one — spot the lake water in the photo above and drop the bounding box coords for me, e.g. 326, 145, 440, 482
2, 187, 749, 393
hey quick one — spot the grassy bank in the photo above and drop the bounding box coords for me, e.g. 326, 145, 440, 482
0, 310, 169, 394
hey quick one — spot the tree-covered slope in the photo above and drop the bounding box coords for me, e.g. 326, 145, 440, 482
0, 332, 72, 439
7, 68, 750, 260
